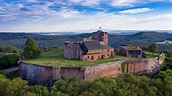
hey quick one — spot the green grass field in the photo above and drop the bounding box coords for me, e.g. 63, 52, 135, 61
143, 51, 159, 59
23, 48, 159, 67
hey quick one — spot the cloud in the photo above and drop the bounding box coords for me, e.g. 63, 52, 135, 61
69, 0, 82, 3
26, 0, 37, 3
68, 0, 101, 7
111, 0, 138, 7
111, 0, 172, 7
2, 10, 171, 32
119, 8, 152, 14
0, 2, 56, 24
56, 8, 79, 18
0, 0, 172, 32
82, 0, 100, 6
124, 14, 172, 30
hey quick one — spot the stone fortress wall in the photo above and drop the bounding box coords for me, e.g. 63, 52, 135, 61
19, 54, 164, 84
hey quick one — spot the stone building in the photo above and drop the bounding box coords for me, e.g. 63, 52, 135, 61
64, 29, 114, 61
119, 44, 143, 58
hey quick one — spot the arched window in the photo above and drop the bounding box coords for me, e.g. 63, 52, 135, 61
101, 55, 104, 58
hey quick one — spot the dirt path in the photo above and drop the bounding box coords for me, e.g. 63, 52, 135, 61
0, 67, 18, 73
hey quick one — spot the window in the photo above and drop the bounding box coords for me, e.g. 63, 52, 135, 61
118, 68, 120, 70
91, 56, 94, 60
87, 56, 89, 58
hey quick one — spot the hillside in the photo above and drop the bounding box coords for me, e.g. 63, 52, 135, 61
109, 32, 172, 50
0, 32, 172, 50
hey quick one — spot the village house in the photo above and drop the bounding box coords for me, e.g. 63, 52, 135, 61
64, 29, 114, 61
119, 44, 143, 58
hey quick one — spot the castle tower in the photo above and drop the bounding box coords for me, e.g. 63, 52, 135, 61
93, 27, 108, 45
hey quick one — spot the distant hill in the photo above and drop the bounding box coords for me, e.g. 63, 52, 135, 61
0, 32, 172, 50
109, 32, 172, 50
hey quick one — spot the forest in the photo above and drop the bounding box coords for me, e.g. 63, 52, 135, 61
0, 69, 172, 96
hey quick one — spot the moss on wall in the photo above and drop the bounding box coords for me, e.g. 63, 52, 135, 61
160, 54, 166, 69
121, 62, 125, 73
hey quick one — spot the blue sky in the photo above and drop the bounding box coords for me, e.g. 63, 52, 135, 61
0, 0, 172, 32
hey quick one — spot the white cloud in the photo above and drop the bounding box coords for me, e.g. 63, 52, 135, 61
123, 14, 172, 30
111, 0, 138, 7
17, 4, 24, 8
0, 7, 5, 11
82, 0, 100, 6
1, 10, 171, 32
111, 0, 172, 7
120, 8, 152, 14
0, 0, 172, 32
69, 0, 82, 3
68, 0, 100, 6
57, 9, 79, 18
26, 0, 37, 3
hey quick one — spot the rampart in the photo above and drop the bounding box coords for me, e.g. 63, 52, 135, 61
19, 54, 164, 84
124, 57, 162, 76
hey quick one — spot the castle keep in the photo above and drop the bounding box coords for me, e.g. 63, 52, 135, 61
64, 29, 114, 61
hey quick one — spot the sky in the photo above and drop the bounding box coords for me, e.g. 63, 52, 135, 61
0, 0, 172, 32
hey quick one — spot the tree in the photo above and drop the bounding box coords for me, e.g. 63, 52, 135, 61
0, 47, 2, 52
29, 85, 49, 96
0, 54, 19, 69
23, 38, 40, 59
148, 43, 158, 54
157, 69, 172, 80
127, 42, 133, 44
165, 50, 172, 57
0, 75, 28, 96
2, 46, 18, 53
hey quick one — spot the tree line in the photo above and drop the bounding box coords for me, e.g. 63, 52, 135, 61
1, 32, 172, 50
0, 69, 172, 96
0, 38, 40, 69
0, 46, 19, 70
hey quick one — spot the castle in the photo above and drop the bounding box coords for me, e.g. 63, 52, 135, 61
19, 29, 165, 84
64, 29, 114, 61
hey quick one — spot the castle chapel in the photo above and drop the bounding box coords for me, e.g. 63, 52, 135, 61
64, 29, 114, 61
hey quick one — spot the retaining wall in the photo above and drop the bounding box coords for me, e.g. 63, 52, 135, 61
84, 61, 122, 80
19, 62, 53, 84
19, 61, 122, 84
19, 54, 164, 84
124, 54, 163, 76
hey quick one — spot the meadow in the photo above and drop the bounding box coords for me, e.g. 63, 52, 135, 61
23, 47, 159, 67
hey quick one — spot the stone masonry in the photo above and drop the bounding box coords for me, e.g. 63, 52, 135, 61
19, 54, 164, 84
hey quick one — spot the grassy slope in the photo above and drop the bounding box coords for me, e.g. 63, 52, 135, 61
23, 48, 159, 67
